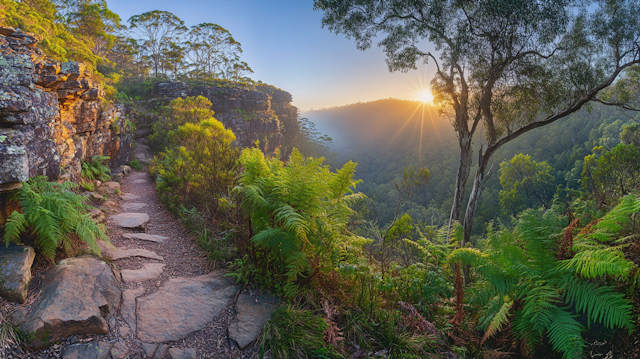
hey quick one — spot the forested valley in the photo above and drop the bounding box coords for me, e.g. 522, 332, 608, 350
1, 1, 640, 359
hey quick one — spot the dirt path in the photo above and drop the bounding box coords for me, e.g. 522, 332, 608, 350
104, 170, 258, 359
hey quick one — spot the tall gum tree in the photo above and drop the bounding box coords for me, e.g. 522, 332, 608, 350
313, 0, 640, 244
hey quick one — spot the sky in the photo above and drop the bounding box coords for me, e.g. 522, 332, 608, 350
107, 0, 438, 111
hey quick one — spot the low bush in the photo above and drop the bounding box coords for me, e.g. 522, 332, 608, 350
81, 155, 111, 182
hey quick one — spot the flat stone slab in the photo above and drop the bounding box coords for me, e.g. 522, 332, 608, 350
228, 293, 278, 349
169, 348, 197, 359
110, 338, 128, 359
62, 340, 115, 359
132, 179, 147, 184
136, 270, 238, 343
122, 286, 146, 333
15, 256, 121, 349
0, 245, 35, 303
122, 233, 168, 243
96, 241, 163, 261
121, 263, 165, 283
121, 202, 147, 212
109, 212, 149, 230
120, 193, 141, 201
111, 248, 163, 261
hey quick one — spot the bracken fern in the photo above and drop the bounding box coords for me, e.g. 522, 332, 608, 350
3, 177, 109, 260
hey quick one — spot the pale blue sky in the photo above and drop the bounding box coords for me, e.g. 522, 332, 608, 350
107, 0, 437, 110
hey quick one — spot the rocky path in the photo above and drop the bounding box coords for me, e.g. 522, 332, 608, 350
3, 169, 275, 359
97, 170, 260, 359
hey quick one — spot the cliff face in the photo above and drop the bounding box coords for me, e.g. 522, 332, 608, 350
150, 81, 299, 158
0, 27, 132, 192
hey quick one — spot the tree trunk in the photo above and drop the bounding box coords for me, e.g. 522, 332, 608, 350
448, 132, 473, 233
463, 152, 492, 244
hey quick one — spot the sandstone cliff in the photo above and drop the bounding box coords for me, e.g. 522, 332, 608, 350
135, 81, 299, 158
0, 27, 132, 192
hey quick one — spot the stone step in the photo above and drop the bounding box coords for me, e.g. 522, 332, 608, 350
121, 202, 147, 212
120, 193, 142, 201
109, 213, 149, 231
121, 263, 165, 283
97, 241, 164, 261
122, 233, 168, 244
229, 293, 278, 349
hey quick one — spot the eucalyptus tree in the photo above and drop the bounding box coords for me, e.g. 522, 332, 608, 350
185, 23, 242, 80
128, 10, 187, 77
314, 0, 640, 244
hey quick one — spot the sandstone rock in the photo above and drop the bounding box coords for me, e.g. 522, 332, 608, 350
109, 212, 149, 230
102, 181, 120, 193
90, 208, 105, 223
122, 233, 167, 243
119, 323, 130, 338
122, 286, 146, 332
0, 29, 132, 186
154, 344, 169, 359
132, 179, 147, 184
120, 192, 142, 201
122, 202, 147, 212
110, 338, 128, 359
0, 245, 35, 303
229, 293, 278, 349
102, 200, 117, 209
85, 192, 104, 201
141, 342, 158, 358
62, 340, 115, 359
111, 247, 163, 261
136, 270, 238, 343
169, 348, 197, 359
121, 263, 165, 283
18, 256, 121, 349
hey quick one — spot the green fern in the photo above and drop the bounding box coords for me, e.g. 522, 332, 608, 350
3, 176, 108, 260
236, 148, 363, 296
81, 155, 111, 182
450, 207, 635, 359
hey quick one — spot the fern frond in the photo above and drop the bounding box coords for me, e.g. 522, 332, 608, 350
482, 297, 513, 343
3, 211, 27, 245
545, 307, 585, 359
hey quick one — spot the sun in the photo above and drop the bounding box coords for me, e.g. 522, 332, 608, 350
416, 90, 434, 103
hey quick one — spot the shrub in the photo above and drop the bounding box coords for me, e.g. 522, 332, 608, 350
3, 177, 109, 260
149, 96, 215, 152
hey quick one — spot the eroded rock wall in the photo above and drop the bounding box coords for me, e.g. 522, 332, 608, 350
149, 81, 299, 157
0, 27, 132, 190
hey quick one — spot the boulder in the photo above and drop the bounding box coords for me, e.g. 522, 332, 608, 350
90, 208, 105, 223
16, 256, 121, 349
109, 212, 149, 231
0, 245, 35, 303
228, 293, 278, 349
62, 340, 115, 359
136, 270, 238, 343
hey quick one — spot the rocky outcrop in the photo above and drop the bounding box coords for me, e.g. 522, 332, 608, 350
0, 26, 133, 193
0, 245, 35, 303
137, 81, 299, 157
12, 256, 122, 349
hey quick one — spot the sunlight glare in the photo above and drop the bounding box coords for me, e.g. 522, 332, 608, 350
417, 90, 434, 104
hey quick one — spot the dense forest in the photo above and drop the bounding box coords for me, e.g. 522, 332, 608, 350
3, 1, 640, 359
306, 98, 640, 237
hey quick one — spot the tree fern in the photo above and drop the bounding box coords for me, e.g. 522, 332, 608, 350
3, 176, 109, 260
